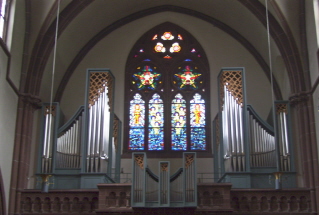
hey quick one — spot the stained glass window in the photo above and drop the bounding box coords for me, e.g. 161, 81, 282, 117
161, 32, 174, 40
129, 94, 145, 150
171, 94, 187, 150
133, 65, 161, 90
190, 93, 206, 150
125, 23, 210, 155
174, 65, 202, 90
154, 42, 166, 53
148, 94, 164, 150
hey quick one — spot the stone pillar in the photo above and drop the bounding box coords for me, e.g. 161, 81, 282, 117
290, 92, 319, 213
9, 94, 41, 215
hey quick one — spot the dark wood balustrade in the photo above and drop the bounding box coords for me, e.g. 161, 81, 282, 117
19, 183, 311, 214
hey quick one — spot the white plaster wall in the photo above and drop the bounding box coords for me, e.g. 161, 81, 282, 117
306, 0, 319, 86
0, 47, 17, 215
0, 1, 27, 213
313, 0, 319, 47
306, 0, 319, 167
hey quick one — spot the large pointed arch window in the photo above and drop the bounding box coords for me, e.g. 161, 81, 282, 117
124, 23, 211, 156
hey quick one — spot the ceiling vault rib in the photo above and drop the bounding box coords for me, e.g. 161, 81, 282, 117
53, 4, 283, 102
24, 0, 94, 96
238, 0, 305, 93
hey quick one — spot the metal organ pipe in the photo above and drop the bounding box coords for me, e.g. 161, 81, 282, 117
247, 108, 276, 168
42, 109, 54, 173
278, 110, 290, 171
56, 111, 83, 169
222, 85, 244, 172
86, 86, 110, 173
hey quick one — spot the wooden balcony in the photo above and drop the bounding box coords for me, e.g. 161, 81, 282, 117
18, 183, 312, 214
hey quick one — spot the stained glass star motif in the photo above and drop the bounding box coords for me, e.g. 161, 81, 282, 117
175, 66, 202, 89
133, 66, 161, 89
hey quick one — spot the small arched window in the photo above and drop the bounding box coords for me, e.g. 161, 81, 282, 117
0, 0, 10, 40
124, 22, 211, 156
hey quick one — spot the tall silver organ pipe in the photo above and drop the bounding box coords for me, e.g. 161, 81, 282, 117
42, 105, 56, 173
56, 107, 84, 169
221, 81, 245, 172
86, 72, 113, 173
111, 137, 116, 172
276, 103, 290, 171
87, 86, 110, 173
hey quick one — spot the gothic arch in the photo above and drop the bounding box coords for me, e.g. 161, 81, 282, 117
123, 22, 211, 156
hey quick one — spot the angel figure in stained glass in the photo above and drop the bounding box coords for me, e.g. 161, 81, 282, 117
133, 104, 142, 124
194, 104, 202, 124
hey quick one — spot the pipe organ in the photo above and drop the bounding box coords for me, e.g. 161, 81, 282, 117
219, 69, 245, 172
159, 162, 170, 206
247, 106, 276, 168
132, 152, 197, 208
132, 153, 145, 206
215, 68, 294, 188
41, 105, 57, 173
170, 168, 183, 203
86, 72, 113, 173
276, 102, 292, 172
56, 107, 84, 169
38, 69, 120, 189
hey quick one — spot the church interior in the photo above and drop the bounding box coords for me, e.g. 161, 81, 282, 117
1, 0, 319, 214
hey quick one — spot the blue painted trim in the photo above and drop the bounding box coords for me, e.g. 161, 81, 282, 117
58, 105, 84, 133
212, 115, 220, 182
246, 105, 274, 134
241, 67, 251, 172
114, 116, 122, 183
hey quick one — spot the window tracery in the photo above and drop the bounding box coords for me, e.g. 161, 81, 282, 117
125, 23, 211, 155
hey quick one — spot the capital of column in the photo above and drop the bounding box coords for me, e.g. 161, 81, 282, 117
19, 93, 42, 109
289, 91, 312, 106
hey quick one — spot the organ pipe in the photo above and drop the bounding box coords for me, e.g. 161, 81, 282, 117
222, 84, 245, 172
56, 108, 84, 169
276, 103, 291, 171
86, 75, 111, 173
42, 106, 56, 173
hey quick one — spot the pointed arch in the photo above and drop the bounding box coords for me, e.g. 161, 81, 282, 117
124, 22, 211, 156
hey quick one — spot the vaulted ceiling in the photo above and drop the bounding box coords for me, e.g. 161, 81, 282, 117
22, 0, 306, 115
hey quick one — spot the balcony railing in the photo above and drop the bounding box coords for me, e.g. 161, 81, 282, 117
19, 183, 311, 214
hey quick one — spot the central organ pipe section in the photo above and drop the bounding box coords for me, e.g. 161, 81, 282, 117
219, 69, 246, 172
86, 72, 114, 173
